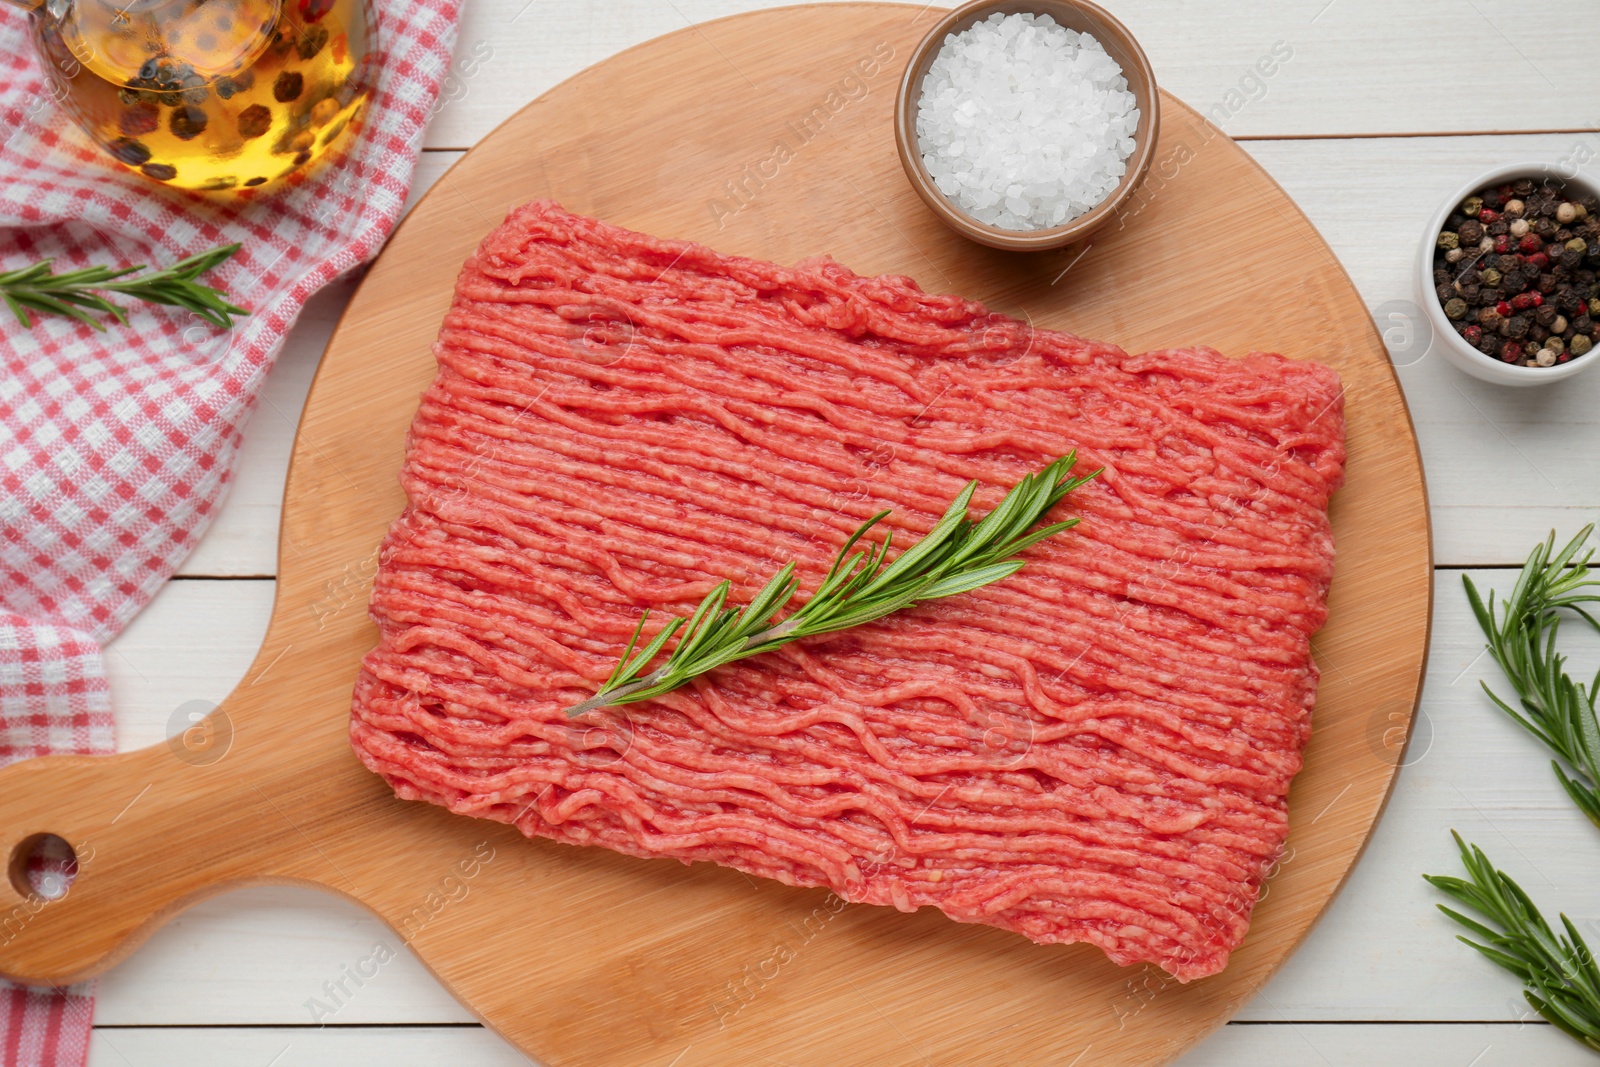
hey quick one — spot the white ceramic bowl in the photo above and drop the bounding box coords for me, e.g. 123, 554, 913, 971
1416, 161, 1600, 387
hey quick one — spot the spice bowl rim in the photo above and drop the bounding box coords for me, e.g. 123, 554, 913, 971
1417, 160, 1600, 387
893, 0, 1161, 253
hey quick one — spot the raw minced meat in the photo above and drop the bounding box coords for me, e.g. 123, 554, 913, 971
349, 200, 1346, 981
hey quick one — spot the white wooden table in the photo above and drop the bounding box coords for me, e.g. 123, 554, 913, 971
85, 1, 1600, 1063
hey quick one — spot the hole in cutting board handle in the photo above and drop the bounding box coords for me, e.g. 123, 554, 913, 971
7, 833, 79, 902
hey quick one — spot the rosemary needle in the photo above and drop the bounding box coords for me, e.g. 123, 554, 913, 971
567, 452, 1098, 718
0, 243, 250, 331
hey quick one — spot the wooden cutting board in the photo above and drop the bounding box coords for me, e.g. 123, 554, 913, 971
0, 6, 1432, 1065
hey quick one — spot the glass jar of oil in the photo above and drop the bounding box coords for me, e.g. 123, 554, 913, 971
27, 0, 372, 193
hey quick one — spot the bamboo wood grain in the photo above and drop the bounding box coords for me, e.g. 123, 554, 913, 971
0, 6, 1432, 1065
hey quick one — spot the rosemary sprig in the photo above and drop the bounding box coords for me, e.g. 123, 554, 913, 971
0, 243, 249, 331
566, 452, 1099, 718
1463, 525, 1600, 829
1425, 833, 1600, 1052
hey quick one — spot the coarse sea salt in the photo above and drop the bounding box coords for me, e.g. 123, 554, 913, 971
916, 12, 1140, 232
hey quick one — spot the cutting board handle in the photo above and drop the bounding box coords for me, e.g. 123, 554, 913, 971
0, 677, 353, 987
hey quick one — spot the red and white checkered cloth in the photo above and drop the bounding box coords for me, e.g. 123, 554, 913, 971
0, 2, 461, 1063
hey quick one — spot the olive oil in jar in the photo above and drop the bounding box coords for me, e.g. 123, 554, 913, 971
30, 0, 371, 193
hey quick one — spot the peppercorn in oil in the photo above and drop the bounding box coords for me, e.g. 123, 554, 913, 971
29, 0, 370, 193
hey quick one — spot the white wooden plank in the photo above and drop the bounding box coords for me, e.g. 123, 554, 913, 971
102, 579, 274, 751
91, 887, 476, 1027
93, 571, 1600, 1026
430, 0, 1600, 149
81, 1022, 1600, 1067
1175, 1022, 1595, 1066
90, 1026, 527, 1067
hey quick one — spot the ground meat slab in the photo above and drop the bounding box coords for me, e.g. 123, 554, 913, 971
349, 200, 1346, 982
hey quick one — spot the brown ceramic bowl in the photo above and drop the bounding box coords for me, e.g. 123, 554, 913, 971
894, 0, 1161, 252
